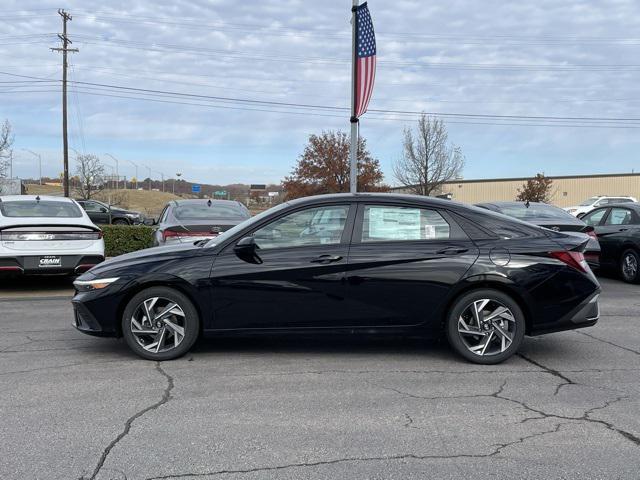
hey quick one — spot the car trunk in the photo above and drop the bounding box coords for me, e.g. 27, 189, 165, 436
0, 225, 102, 252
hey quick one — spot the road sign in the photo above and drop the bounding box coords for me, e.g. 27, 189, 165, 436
192, 184, 201, 193
214, 190, 227, 196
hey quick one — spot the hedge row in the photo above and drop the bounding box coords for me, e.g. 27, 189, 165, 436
101, 225, 155, 257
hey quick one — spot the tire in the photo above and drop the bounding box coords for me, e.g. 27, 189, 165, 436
446, 289, 525, 365
619, 249, 640, 284
121, 286, 200, 360
112, 218, 129, 225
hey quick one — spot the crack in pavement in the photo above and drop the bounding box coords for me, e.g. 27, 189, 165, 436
80, 362, 174, 480
576, 331, 640, 356
143, 423, 565, 479
369, 378, 640, 448
516, 353, 576, 396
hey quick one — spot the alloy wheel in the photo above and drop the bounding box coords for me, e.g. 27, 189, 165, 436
622, 253, 638, 281
130, 297, 186, 353
457, 298, 516, 356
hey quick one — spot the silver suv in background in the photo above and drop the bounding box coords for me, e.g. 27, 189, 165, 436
152, 199, 250, 246
564, 196, 637, 218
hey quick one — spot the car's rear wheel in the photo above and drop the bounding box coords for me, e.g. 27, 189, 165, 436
112, 218, 129, 225
446, 289, 525, 364
620, 249, 640, 283
122, 286, 200, 360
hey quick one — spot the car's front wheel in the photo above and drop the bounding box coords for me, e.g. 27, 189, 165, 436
620, 249, 640, 283
446, 289, 525, 364
122, 286, 200, 360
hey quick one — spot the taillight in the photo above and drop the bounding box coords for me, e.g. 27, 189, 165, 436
0, 231, 101, 241
162, 230, 214, 240
550, 251, 588, 273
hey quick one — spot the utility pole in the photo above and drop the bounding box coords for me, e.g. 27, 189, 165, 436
51, 9, 78, 198
144, 164, 152, 190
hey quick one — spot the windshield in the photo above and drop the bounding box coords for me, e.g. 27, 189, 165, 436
174, 203, 249, 220
0, 200, 83, 218
493, 203, 573, 221
579, 197, 599, 206
204, 202, 290, 247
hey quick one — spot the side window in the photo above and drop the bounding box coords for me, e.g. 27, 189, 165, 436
253, 205, 349, 250
83, 201, 102, 213
582, 209, 607, 226
362, 205, 450, 242
159, 206, 169, 223
605, 208, 632, 226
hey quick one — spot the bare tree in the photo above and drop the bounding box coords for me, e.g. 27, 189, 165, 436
393, 114, 464, 196
0, 120, 14, 179
75, 153, 105, 199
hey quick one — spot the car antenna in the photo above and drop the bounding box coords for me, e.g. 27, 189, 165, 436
207, 199, 212, 207
525, 200, 530, 208
35, 195, 41, 203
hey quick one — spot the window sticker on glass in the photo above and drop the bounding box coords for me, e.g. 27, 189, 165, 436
363, 206, 451, 242
368, 207, 421, 240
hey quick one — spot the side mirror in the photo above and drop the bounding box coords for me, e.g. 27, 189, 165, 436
234, 236, 262, 264
143, 218, 156, 226
100, 207, 108, 213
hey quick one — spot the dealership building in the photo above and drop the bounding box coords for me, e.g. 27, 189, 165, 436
391, 172, 640, 208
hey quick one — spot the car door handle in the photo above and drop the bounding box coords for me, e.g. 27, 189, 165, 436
436, 247, 469, 255
618, 228, 629, 232
310, 254, 343, 264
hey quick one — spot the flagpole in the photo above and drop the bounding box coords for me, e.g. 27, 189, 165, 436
349, 0, 359, 194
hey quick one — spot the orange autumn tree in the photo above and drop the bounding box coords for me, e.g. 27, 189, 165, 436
282, 130, 388, 200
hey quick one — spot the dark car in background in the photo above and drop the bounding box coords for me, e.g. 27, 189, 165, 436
581, 203, 640, 283
77, 199, 145, 225
72, 193, 600, 365
152, 199, 250, 246
476, 201, 601, 270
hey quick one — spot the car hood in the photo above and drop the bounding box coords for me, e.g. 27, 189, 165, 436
83, 242, 202, 278
111, 207, 140, 215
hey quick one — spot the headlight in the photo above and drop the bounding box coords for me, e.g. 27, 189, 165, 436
74, 277, 120, 292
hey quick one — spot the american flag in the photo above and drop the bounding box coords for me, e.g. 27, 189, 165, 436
354, 2, 376, 118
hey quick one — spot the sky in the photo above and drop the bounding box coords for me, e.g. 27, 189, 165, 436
1, 0, 640, 186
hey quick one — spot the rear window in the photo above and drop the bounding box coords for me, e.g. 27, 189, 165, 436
173, 203, 248, 220
493, 203, 572, 221
0, 200, 83, 218
461, 206, 544, 239
580, 197, 599, 206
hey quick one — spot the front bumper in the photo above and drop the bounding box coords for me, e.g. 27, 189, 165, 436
0, 255, 105, 275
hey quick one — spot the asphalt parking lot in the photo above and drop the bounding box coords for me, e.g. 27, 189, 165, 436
1, 277, 639, 480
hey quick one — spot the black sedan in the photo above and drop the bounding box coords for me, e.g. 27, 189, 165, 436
72, 193, 600, 364
77, 199, 145, 225
476, 201, 600, 270
581, 202, 640, 283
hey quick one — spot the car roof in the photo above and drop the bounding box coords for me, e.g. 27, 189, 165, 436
285, 192, 463, 209
170, 198, 242, 206
0, 195, 76, 202
595, 202, 640, 211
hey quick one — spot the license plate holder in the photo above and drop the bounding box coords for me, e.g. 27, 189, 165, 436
39, 255, 62, 268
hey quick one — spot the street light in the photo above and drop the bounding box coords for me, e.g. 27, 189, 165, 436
174, 172, 182, 195
104, 153, 119, 190
154, 170, 165, 192
124, 158, 139, 190
144, 164, 152, 190
22, 149, 42, 185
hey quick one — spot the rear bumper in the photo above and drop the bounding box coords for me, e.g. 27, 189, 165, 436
0, 254, 105, 275
530, 293, 600, 336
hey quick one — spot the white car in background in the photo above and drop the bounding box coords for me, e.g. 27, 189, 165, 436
0, 195, 104, 275
564, 196, 637, 218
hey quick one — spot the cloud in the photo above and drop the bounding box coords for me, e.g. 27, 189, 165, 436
2, 0, 640, 184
